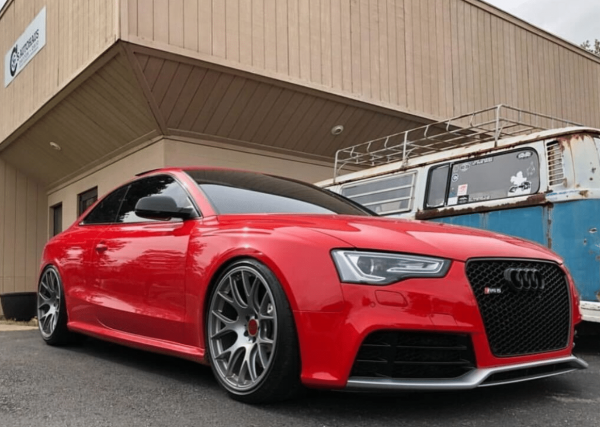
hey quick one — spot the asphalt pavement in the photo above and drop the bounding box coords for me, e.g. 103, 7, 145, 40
1, 328, 599, 427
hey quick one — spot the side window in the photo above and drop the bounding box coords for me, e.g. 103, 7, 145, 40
116, 175, 194, 223
425, 149, 540, 209
426, 165, 450, 208
340, 171, 417, 215
82, 186, 128, 224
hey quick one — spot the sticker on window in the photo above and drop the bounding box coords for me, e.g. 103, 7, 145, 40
508, 171, 532, 195
457, 184, 468, 196
472, 158, 493, 166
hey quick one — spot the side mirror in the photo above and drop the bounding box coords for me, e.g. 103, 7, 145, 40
135, 196, 195, 220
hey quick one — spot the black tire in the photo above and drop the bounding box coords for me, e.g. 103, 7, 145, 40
206, 259, 302, 404
37, 266, 76, 346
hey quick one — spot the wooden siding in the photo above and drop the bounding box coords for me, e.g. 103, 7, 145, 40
0, 158, 46, 312
124, 0, 600, 127
0, 0, 118, 144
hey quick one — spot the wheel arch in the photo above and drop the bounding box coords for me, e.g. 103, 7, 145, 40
200, 254, 300, 345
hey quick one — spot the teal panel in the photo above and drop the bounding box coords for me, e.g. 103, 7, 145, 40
431, 213, 483, 228
551, 200, 600, 302
433, 206, 547, 246
433, 202, 600, 302
484, 206, 548, 246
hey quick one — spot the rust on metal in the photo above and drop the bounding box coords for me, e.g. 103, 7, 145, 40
414, 193, 549, 221
546, 205, 553, 250
579, 190, 590, 197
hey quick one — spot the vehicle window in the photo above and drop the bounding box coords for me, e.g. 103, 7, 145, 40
185, 170, 372, 216
82, 186, 128, 224
426, 165, 450, 208
116, 175, 195, 223
341, 171, 416, 215
425, 149, 540, 209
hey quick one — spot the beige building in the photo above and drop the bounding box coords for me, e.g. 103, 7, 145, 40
1, 0, 600, 313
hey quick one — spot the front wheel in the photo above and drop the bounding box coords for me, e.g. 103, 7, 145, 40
206, 259, 302, 404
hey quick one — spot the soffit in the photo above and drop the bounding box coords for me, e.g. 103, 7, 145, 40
0, 42, 438, 187
130, 46, 434, 159
0, 50, 159, 186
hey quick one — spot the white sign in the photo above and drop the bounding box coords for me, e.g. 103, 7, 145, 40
4, 7, 46, 87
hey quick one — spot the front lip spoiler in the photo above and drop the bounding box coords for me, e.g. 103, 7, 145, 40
346, 355, 588, 391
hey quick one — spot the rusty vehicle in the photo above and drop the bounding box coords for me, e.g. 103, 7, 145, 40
317, 105, 600, 324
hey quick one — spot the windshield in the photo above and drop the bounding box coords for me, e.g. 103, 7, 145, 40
185, 170, 373, 216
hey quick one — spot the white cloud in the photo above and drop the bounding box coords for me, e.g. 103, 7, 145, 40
484, 0, 600, 45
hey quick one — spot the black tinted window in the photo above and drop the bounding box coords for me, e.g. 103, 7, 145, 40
185, 170, 371, 216
117, 175, 194, 223
82, 186, 127, 224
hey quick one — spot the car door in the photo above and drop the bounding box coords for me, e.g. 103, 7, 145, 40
92, 175, 198, 344
66, 185, 129, 326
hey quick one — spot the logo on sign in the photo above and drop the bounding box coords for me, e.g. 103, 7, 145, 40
9, 46, 18, 76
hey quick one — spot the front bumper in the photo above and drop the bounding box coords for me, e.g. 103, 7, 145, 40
294, 260, 584, 389
347, 355, 588, 390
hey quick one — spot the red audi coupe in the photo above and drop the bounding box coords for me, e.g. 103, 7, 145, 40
37, 167, 586, 403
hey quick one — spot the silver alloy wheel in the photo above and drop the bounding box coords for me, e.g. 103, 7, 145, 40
208, 265, 278, 392
37, 268, 62, 339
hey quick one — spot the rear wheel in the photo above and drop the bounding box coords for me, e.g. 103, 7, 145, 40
206, 259, 302, 404
37, 266, 75, 345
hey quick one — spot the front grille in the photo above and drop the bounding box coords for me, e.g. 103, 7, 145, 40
466, 259, 571, 357
350, 331, 476, 379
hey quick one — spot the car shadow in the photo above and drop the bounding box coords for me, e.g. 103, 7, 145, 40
44, 332, 595, 425
64, 335, 219, 390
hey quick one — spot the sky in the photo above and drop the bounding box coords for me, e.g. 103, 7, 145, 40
484, 0, 600, 46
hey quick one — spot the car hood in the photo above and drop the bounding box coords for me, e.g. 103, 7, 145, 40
212, 214, 562, 263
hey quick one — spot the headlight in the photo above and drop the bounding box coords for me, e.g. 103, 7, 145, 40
331, 250, 450, 285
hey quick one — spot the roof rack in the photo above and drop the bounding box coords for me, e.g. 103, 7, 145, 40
333, 104, 581, 179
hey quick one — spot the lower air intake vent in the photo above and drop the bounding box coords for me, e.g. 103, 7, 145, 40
351, 331, 476, 379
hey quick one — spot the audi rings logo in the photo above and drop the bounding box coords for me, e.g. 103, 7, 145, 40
503, 268, 544, 291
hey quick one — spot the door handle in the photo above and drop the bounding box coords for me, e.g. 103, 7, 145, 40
95, 243, 108, 252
